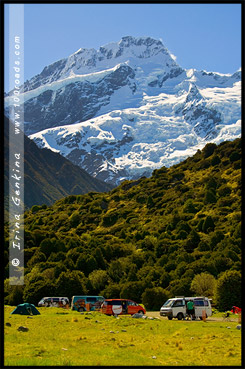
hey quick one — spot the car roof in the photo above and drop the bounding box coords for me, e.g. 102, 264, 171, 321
104, 299, 133, 301
42, 297, 68, 299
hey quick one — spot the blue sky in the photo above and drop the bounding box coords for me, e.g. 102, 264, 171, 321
5, 3, 241, 91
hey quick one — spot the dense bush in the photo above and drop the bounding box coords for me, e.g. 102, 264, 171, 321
190, 272, 216, 298
214, 270, 241, 311
4, 139, 241, 309
142, 287, 170, 310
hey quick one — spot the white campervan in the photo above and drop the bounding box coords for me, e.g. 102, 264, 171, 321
160, 296, 212, 320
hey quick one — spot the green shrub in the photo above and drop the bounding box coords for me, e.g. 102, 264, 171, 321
69, 211, 82, 227
202, 216, 215, 233
55, 270, 88, 300
142, 287, 170, 311
214, 270, 241, 311
211, 155, 221, 166
203, 143, 217, 158
190, 272, 216, 298
120, 281, 145, 302
204, 190, 217, 204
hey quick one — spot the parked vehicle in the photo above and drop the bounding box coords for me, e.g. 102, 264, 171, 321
71, 295, 104, 312
160, 296, 212, 320
38, 297, 69, 307
101, 299, 146, 316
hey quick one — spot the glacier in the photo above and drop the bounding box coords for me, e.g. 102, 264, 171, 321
5, 36, 241, 185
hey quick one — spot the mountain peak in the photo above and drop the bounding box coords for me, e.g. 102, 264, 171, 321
99, 35, 169, 60
119, 35, 163, 47
186, 83, 203, 102
21, 36, 178, 94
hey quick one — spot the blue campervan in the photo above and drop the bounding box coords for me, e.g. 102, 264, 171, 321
71, 295, 104, 312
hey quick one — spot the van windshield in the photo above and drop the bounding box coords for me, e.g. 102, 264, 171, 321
163, 299, 173, 307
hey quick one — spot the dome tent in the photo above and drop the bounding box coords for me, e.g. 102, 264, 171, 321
11, 303, 40, 315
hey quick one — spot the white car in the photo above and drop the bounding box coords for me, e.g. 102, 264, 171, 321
160, 296, 212, 320
38, 297, 69, 307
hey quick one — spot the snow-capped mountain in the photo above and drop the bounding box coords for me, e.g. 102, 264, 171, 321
5, 36, 241, 185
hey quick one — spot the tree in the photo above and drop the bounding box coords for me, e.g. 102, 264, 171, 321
147, 196, 154, 209
40, 238, 55, 257
141, 235, 158, 251
203, 143, 217, 158
27, 250, 47, 268
168, 277, 192, 297
31, 205, 41, 213
69, 211, 81, 227
183, 200, 197, 214
92, 248, 106, 269
211, 155, 221, 166
183, 230, 200, 253
202, 216, 215, 233
210, 230, 225, 249
229, 151, 240, 163
100, 283, 121, 299
204, 190, 217, 204
55, 270, 88, 299
108, 260, 124, 282
127, 264, 138, 281
142, 287, 170, 311
23, 279, 56, 305
88, 269, 108, 292
214, 270, 241, 311
190, 272, 216, 298
205, 177, 217, 191
120, 281, 145, 302
76, 253, 98, 276
4, 279, 24, 305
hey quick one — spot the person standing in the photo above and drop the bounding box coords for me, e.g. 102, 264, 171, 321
187, 300, 195, 320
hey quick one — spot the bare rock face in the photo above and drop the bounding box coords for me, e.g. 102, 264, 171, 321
16, 65, 136, 135
5, 36, 241, 186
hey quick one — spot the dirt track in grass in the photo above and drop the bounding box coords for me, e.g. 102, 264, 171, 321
146, 311, 239, 322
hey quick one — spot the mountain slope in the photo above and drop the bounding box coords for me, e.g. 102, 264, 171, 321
4, 36, 241, 185
4, 138, 241, 305
4, 117, 112, 210
29, 80, 241, 184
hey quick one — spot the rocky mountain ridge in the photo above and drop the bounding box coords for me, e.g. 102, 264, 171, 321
4, 116, 112, 210
4, 36, 241, 185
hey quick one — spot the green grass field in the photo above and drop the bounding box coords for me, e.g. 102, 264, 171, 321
4, 305, 241, 366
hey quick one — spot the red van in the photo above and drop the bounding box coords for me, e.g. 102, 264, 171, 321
101, 299, 146, 316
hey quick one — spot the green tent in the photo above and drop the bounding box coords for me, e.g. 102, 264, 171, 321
11, 303, 40, 315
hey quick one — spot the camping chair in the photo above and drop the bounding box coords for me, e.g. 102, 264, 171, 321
223, 311, 230, 321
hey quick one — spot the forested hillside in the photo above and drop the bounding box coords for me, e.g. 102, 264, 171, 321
4, 138, 241, 311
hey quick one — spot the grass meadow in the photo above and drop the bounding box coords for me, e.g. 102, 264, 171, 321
4, 305, 241, 366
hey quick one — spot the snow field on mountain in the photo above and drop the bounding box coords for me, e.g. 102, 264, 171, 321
7, 36, 241, 184
4, 64, 126, 108
200, 82, 241, 124
29, 71, 241, 183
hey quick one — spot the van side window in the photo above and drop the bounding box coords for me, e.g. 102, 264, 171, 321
87, 297, 97, 303
194, 300, 204, 306
173, 300, 184, 307
204, 300, 209, 306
